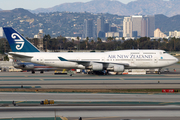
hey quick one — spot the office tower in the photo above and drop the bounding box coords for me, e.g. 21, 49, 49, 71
141, 15, 155, 37
146, 15, 155, 37
141, 17, 148, 37
83, 19, 93, 38
132, 15, 143, 37
123, 17, 132, 37
104, 23, 109, 33
37, 29, 43, 51
97, 16, 105, 37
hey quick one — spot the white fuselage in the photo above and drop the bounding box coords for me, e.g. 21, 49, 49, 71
11, 50, 178, 70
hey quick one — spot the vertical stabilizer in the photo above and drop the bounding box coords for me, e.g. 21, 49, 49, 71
3, 27, 40, 52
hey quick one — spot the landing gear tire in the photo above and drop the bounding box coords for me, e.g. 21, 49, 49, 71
158, 68, 162, 75
32, 71, 35, 74
40, 71, 44, 74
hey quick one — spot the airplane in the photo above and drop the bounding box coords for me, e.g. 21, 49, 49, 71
3, 27, 179, 75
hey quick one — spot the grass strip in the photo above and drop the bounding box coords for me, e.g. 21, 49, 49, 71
0, 88, 178, 93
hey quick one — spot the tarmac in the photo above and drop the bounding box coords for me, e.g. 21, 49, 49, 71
0, 70, 180, 89
0, 63, 180, 120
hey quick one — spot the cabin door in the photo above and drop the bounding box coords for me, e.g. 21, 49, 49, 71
154, 57, 158, 63
40, 57, 44, 64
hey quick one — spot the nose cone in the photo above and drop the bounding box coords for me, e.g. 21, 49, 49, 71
175, 57, 179, 63
172, 56, 179, 64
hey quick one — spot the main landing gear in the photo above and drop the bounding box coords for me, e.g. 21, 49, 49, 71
32, 70, 35, 74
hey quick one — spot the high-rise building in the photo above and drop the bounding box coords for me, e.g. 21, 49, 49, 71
141, 15, 155, 37
97, 16, 105, 37
83, 19, 93, 38
123, 17, 132, 37
132, 15, 143, 37
147, 15, 155, 37
104, 23, 109, 33
141, 17, 148, 37
123, 15, 155, 38
36, 29, 43, 51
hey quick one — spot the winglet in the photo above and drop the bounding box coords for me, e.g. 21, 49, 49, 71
3, 27, 40, 52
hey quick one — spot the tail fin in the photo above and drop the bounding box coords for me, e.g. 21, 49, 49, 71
3, 27, 40, 52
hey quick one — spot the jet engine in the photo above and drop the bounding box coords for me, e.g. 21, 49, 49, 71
91, 63, 103, 71
113, 65, 124, 72
107, 64, 124, 72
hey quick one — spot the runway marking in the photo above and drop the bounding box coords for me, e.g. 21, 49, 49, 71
43, 79, 120, 81
40, 79, 44, 81
80, 117, 119, 120
0, 79, 40, 81
160, 102, 173, 104
58, 116, 68, 120
124, 78, 180, 80
15, 101, 24, 104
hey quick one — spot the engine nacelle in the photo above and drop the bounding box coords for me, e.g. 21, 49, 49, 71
91, 63, 103, 71
107, 64, 124, 72
113, 65, 124, 72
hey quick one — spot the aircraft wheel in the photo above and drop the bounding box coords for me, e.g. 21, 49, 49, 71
32, 71, 35, 74
40, 71, 44, 74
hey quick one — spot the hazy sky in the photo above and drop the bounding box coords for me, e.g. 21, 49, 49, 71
0, 0, 137, 10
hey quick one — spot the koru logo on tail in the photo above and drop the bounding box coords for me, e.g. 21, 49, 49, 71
11, 33, 24, 50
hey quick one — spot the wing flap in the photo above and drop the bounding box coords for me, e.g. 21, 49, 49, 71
73, 60, 129, 67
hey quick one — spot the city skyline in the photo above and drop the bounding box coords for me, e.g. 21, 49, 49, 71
0, 0, 136, 10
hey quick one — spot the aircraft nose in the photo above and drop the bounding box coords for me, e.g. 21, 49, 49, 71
176, 57, 179, 63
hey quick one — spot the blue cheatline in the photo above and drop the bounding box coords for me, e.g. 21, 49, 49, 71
3, 27, 40, 52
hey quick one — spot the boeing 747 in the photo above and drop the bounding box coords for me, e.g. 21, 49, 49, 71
3, 27, 178, 74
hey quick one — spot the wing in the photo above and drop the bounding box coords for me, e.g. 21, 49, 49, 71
58, 57, 129, 67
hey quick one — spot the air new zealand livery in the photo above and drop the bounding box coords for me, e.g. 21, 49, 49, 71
3, 27, 178, 75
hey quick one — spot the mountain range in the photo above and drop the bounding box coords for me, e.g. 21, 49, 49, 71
30, 0, 180, 17
0, 8, 180, 37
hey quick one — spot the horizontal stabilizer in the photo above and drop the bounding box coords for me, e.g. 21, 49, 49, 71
8, 52, 33, 58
